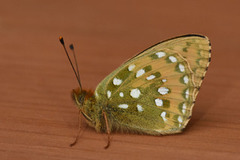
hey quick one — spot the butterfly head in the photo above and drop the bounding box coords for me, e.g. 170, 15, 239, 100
72, 88, 85, 106
72, 88, 95, 107
72, 88, 96, 125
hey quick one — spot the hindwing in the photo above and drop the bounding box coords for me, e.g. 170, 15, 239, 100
95, 34, 211, 134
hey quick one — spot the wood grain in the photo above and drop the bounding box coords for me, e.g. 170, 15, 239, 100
0, 0, 239, 159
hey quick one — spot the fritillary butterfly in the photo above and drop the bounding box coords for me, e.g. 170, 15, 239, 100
59, 34, 211, 148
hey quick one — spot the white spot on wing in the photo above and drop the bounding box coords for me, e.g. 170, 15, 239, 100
136, 69, 145, 78
137, 104, 143, 112
130, 88, 141, 98
183, 75, 189, 84
162, 79, 167, 83
146, 75, 156, 80
158, 87, 169, 95
156, 51, 166, 58
107, 90, 111, 98
155, 98, 163, 106
128, 64, 135, 71
185, 89, 189, 99
118, 104, 128, 109
119, 92, 124, 97
179, 64, 185, 72
113, 77, 122, 85
169, 56, 177, 62
161, 112, 167, 121
182, 103, 187, 114
178, 116, 183, 123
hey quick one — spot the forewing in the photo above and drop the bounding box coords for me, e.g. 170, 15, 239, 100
95, 35, 211, 134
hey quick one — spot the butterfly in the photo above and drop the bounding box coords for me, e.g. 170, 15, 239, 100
59, 34, 211, 148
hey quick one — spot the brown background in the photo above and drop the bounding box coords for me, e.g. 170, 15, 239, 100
0, 0, 240, 159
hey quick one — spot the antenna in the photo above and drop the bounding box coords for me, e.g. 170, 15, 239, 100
59, 36, 82, 91
69, 44, 80, 83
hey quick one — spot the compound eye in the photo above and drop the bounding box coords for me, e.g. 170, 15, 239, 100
78, 96, 85, 104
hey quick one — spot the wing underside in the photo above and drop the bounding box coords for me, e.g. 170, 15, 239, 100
95, 34, 211, 134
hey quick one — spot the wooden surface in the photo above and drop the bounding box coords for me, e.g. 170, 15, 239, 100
0, 0, 240, 159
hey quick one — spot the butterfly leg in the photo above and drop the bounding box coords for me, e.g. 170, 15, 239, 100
102, 110, 111, 149
70, 109, 82, 147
